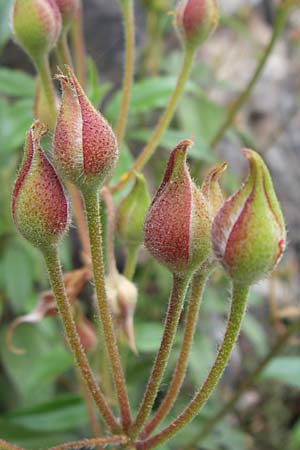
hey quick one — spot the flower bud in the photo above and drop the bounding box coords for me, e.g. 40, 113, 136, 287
116, 173, 151, 249
54, 66, 118, 192
212, 149, 286, 285
12, 121, 69, 250
175, 0, 218, 50
55, 0, 80, 31
12, 0, 62, 63
144, 140, 211, 276
201, 161, 227, 217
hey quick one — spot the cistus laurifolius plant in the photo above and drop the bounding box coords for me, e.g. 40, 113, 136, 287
12, 0, 62, 63
5, 0, 291, 448
212, 149, 286, 286
54, 65, 119, 193
12, 120, 69, 250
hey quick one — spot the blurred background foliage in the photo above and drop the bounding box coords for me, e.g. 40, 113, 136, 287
0, 0, 300, 449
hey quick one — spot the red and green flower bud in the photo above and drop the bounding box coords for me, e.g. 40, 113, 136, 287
55, 0, 80, 31
116, 173, 151, 249
212, 149, 286, 285
12, 0, 62, 63
12, 121, 69, 250
53, 66, 118, 192
175, 0, 219, 50
201, 161, 227, 218
144, 140, 211, 276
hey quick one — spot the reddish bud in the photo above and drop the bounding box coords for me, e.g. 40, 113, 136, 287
175, 0, 218, 50
12, 121, 69, 250
12, 0, 62, 62
144, 140, 211, 276
201, 161, 227, 218
55, 0, 80, 30
54, 66, 118, 192
212, 149, 286, 285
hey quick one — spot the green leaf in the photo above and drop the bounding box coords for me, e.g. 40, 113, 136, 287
242, 313, 268, 357
135, 322, 164, 353
5, 395, 88, 432
105, 76, 199, 124
0, 0, 13, 50
0, 323, 72, 405
2, 240, 35, 312
128, 128, 213, 162
261, 356, 300, 388
0, 68, 35, 98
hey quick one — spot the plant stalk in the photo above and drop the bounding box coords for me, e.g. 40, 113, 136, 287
183, 318, 300, 449
70, 0, 87, 86
43, 246, 120, 432
111, 48, 195, 193
129, 274, 191, 440
141, 268, 212, 438
136, 282, 250, 449
35, 55, 57, 124
210, 5, 288, 148
116, 0, 135, 146
50, 435, 128, 450
83, 190, 132, 431
56, 32, 73, 68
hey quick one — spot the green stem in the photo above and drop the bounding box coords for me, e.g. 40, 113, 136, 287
141, 269, 212, 439
136, 282, 250, 449
0, 440, 24, 450
183, 318, 300, 449
210, 5, 288, 148
116, 0, 135, 147
124, 246, 138, 280
50, 435, 128, 450
70, 0, 87, 86
35, 55, 57, 124
43, 246, 119, 432
83, 190, 132, 432
129, 274, 191, 440
56, 32, 73, 68
111, 48, 195, 193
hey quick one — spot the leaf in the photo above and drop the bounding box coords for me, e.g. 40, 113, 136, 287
2, 240, 35, 312
105, 76, 199, 124
260, 356, 300, 388
135, 322, 165, 353
128, 128, 213, 162
0, 68, 35, 98
0, 0, 13, 50
242, 313, 268, 357
0, 323, 72, 405
5, 395, 88, 432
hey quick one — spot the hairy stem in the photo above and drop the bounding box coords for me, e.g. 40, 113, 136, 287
129, 275, 191, 440
141, 269, 212, 438
136, 282, 250, 449
124, 246, 138, 280
111, 48, 195, 193
56, 32, 73, 68
35, 55, 57, 124
50, 435, 128, 450
183, 318, 300, 449
43, 246, 119, 432
70, 0, 87, 86
83, 190, 132, 431
116, 0, 135, 146
210, 5, 288, 148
